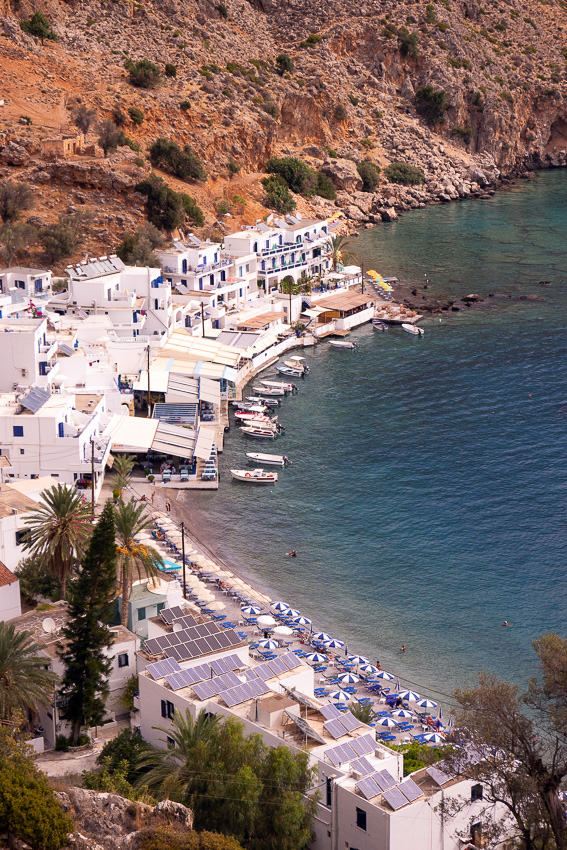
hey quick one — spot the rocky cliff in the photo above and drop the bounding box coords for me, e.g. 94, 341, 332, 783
1, 0, 567, 260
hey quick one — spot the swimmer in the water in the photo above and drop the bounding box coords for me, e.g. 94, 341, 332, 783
287, 549, 297, 557
503, 621, 511, 627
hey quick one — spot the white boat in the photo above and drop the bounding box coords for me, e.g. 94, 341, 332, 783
237, 415, 280, 431
231, 468, 278, 484
247, 396, 280, 407
231, 403, 267, 414
260, 380, 297, 393
277, 364, 304, 377
401, 323, 424, 335
240, 426, 277, 440
234, 412, 274, 425
284, 360, 309, 374
329, 339, 357, 350
253, 386, 286, 397
246, 452, 291, 467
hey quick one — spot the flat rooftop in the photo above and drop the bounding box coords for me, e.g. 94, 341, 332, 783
0, 483, 38, 519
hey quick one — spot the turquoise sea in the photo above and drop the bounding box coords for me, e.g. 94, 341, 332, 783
183, 170, 567, 709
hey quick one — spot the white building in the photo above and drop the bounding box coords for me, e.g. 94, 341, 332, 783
0, 480, 51, 574
134, 605, 509, 850
0, 389, 112, 500
9, 601, 139, 748
224, 216, 332, 292
0, 267, 52, 300
0, 317, 59, 393
0, 561, 21, 621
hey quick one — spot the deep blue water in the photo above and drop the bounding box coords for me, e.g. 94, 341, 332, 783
184, 170, 567, 708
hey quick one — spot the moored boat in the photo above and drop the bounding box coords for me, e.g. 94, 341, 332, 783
260, 380, 298, 393
277, 364, 305, 377
234, 412, 275, 424
246, 452, 291, 467
329, 339, 357, 350
231, 468, 278, 484
253, 386, 286, 397
240, 426, 277, 439
372, 319, 388, 331
247, 396, 281, 407
401, 323, 424, 335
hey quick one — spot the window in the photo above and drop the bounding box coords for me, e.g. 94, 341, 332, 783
167, 735, 175, 748
157, 602, 165, 614
246, 264, 250, 273
138, 607, 146, 621
19, 448, 24, 455
58, 422, 64, 437
118, 653, 129, 668
13, 426, 23, 437
161, 700, 175, 719
238, 266, 243, 277
15, 529, 29, 546
355, 808, 366, 831
39, 361, 49, 376
471, 823, 483, 847
471, 784, 483, 802
326, 777, 332, 807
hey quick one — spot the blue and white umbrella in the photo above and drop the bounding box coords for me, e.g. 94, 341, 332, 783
271, 601, 290, 612
390, 709, 414, 719
338, 672, 360, 684
421, 732, 445, 744
375, 670, 395, 680
348, 655, 369, 665
416, 698, 438, 709
323, 639, 346, 649
399, 690, 420, 702
241, 605, 261, 615
329, 690, 351, 702
376, 716, 399, 728
285, 609, 301, 619
313, 632, 332, 642
293, 616, 312, 626
360, 664, 379, 675
258, 639, 278, 650
306, 652, 327, 663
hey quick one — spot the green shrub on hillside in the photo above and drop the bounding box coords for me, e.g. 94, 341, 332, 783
415, 84, 448, 124
357, 161, 381, 192
398, 27, 420, 57
165, 63, 177, 77
20, 11, 57, 43
262, 175, 296, 213
124, 58, 163, 89
276, 53, 294, 74
266, 156, 312, 193
150, 138, 207, 182
129, 106, 145, 125
136, 174, 204, 230
300, 33, 322, 47
384, 161, 425, 185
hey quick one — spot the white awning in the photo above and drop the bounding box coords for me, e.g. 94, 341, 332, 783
133, 371, 169, 393
152, 422, 196, 460
104, 415, 158, 452
194, 427, 216, 461
165, 373, 200, 404
302, 307, 327, 318
199, 377, 221, 406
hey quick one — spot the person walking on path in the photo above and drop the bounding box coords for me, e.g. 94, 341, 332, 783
165, 498, 171, 513
151, 491, 155, 506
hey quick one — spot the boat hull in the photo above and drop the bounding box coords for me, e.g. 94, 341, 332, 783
231, 469, 278, 483
246, 453, 286, 466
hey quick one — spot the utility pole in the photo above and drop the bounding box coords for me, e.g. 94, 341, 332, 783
146, 344, 151, 419
288, 279, 292, 327
90, 437, 95, 519
361, 259, 365, 295
181, 521, 187, 600
200, 302, 205, 338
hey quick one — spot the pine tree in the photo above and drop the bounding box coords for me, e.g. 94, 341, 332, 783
58, 502, 117, 743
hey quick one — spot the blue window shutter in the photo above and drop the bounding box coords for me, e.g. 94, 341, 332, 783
58, 422, 64, 437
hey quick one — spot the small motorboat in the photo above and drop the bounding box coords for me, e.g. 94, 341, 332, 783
277, 364, 305, 377
240, 426, 277, 439
231, 468, 278, 484
246, 452, 291, 467
372, 319, 388, 331
234, 412, 275, 424
231, 402, 267, 414
329, 339, 357, 350
237, 416, 282, 432
253, 386, 286, 397
286, 355, 310, 373
247, 396, 281, 407
260, 380, 298, 393
401, 323, 424, 335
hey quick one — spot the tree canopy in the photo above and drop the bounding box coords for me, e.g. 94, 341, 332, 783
0, 622, 58, 722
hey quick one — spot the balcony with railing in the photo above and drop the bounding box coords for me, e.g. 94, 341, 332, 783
162, 258, 231, 276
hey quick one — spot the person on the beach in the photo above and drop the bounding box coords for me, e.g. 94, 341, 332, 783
376, 660, 382, 670
165, 498, 171, 513
151, 491, 155, 506
401, 645, 406, 652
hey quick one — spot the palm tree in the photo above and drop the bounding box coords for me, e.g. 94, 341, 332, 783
114, 498, 164, 627
23, 484, 92, 599
0, 622, 58, 722
137, 709, 220, 799
325, 234, 356, 272
349, 702, 374, 724
112, 454, 135, 497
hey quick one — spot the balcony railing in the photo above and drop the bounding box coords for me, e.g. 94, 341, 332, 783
163, 258, 231, 275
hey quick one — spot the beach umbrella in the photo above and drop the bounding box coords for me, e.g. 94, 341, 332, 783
313, 632, 332, 642
271, 601, 290, 612
390, 709, 414, 719
375, 716, 399, 728
399, 690, 420, 702
421, 732, 445, 744
375, 671, 395, 681
273, 625, 293, 636
329, 690, 351, 702
306, 653, 327, 663
257, 615, 277, 627
359, 664, 379, 675
285, 609, 301, 619
323, 639, 345, 649
241, 605, 261, 615
348, 655, 369, 665
293, 616, 312, 626
185, 575, 202, 587
259, 639, 278, 650
367, 269, 379, 279
338, 672, 360, 684
207, 600, 226, 611
416, 698, 438, 709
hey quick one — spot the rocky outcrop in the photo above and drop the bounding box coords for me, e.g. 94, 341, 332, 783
321, 158, 363, 191
55, 788, 194, 850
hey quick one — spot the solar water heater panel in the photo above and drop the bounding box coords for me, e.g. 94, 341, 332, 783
382, 787, 408, 811
356, 777, 381, 800
267, 658, 287, 676
350, 757, 374, 777
249, 678, 270, 696
146, 661, 167, 680
426, 766, 452, 786
193, 663, 212, 681
161, 656, 183, 673
320, 704, 342, 721
224, 654, 243, 671
398, 778, 423, 802
210, 659, 229, 676
324, 718, 347, 739
339, 712, 363, 733
216, 632, 232, 648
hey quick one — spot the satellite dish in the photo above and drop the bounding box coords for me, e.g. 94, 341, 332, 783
172, 622, 183, 632
42, 617, 56, 634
